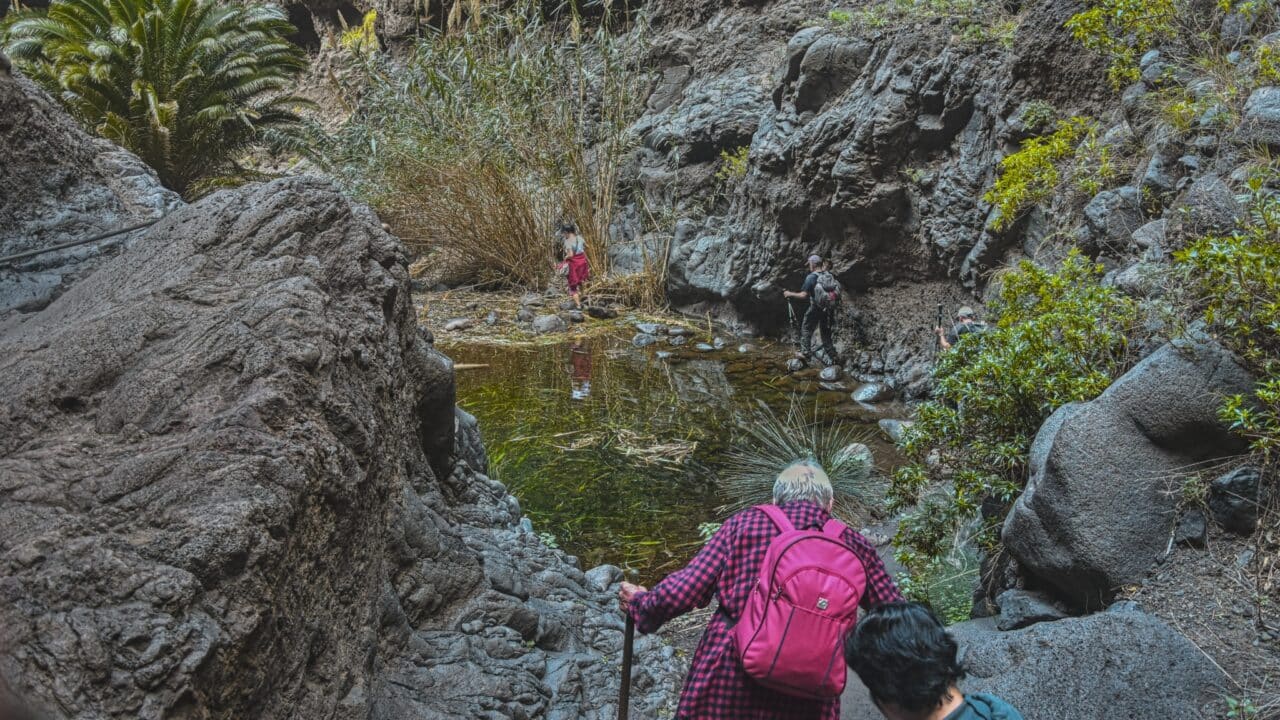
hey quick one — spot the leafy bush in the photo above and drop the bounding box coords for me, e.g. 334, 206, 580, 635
891, 252, 1142, 570
828, 8, 854, 26
984, 117, 1116, 230
1018, 100, 1057, 132
3, 0, 311, 195
1065, 0, 1179, 87
715, 145, 750, 184
896, 550, 979, 624
1176, 171, 1280, 459
321, 4, 644, 290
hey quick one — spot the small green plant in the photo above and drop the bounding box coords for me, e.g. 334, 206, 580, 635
891, 252, 1142, 568
1179, 474, 1208, 507
903, 167, 928, 185
340, 9, 380, 56
1257, 44, 1280, 85
1065, 0, 1179, 88
538, 531, 560, 549
984, 117, 1109, 230
828, 8, 854, 25
896, 550, 979, 624
715, 145, 751, 184
1225, 695, 1260, 720
1018, 100, 1057, 132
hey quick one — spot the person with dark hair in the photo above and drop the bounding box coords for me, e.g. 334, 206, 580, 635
556, 222, 589, 309
844, 602, 1023, 720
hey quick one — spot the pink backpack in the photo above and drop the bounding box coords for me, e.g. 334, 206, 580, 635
732, 504, 868, 699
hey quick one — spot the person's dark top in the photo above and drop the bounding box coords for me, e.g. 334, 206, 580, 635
800, 272, 819, 304
942, 693, 1024, 720
945, 321, 985, 346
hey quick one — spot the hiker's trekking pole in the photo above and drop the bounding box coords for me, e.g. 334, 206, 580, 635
618, 614, 635, 720
933, 303, 943, 355
786, 298, 799, 343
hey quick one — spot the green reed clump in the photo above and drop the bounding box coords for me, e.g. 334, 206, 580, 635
320, 2, 647, 292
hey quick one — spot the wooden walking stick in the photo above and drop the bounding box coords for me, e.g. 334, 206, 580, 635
618, 614, 635, 720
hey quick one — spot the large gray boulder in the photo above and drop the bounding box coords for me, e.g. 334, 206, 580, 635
842, 609, 1224, 720
1237, 86, 1280, 148
0, 177, 682, 718
1003, 339, 1254, 607
0, 69, 179, 318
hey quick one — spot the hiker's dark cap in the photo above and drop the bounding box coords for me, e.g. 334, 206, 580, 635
956, 306, 976, 319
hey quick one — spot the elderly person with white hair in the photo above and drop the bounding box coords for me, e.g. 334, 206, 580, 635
619, 460, 902, 720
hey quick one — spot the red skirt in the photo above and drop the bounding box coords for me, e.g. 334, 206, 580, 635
566, 252, 589, 292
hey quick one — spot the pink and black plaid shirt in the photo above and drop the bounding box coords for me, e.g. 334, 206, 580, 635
629, 501, 902, 720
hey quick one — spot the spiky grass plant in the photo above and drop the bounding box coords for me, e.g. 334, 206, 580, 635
720, 400, 881, 521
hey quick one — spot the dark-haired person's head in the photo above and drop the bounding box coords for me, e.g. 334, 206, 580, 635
845, 602, 965, 720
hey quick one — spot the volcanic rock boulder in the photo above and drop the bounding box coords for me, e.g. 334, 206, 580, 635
1003, 338, 1254, 608
0, 69, 179, 317
841, 608, 1224, 720
0, 177, 681, 719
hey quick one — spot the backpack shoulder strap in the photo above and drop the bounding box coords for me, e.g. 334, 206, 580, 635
756, 504, 795, 533
821, 518, 848, 539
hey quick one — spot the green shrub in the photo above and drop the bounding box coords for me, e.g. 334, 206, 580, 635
896, 550, 979, 624
891, 252, 1142, 571
828, 9, 854, 26
984, 117, 1115, 230
1176, 171, 1280, 459
715, 145, 751, 184
3, 0, 311, 195
1018, 100, 1057, 132
1065, 0, 1179, 88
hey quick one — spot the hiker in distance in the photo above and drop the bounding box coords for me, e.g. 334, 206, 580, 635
783, 255, 841, 366
556, 222, 589, 309
934, 305, 986, 351
845, 602, 1024, 720
618, 460, 903, 719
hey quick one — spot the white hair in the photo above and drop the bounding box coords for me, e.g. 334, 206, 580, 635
773, 459, 834, 507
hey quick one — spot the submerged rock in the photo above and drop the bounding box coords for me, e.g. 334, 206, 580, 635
633, 332, 658, 348
695, 342, 715, 352
819, 365, 843, 381
667, 334, 688, 346
444, 317, 476, 331
532, 314, 568, 333
635, 322, 667, 335
785, 358, 805, 372
878, 419, 913, 444
852, 382, 894, 404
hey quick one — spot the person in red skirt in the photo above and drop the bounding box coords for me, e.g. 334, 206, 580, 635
557, 222, 589, 309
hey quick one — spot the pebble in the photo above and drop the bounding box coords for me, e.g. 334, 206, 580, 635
635, 322, 666, 335
632, 333, 658, 348
694, 343, 715, 352
444, 318, 476, 332
785, 358, 805, 372
738, 344, 756, 353
568, 310, 585, 323
485, 310, 499, 325
667, 335, 687, 346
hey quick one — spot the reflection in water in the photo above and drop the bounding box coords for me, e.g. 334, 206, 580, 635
443, 333, 902, 583
569, 340, 592, 401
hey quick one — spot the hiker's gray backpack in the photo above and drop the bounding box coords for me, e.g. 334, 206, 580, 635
813, 271, 841, 310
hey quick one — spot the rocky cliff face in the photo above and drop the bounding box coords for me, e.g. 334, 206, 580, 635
0, 74, 681, 719
610, 0, 1109, 392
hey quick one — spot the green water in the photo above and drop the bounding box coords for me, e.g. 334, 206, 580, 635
444, 331, 903, 582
